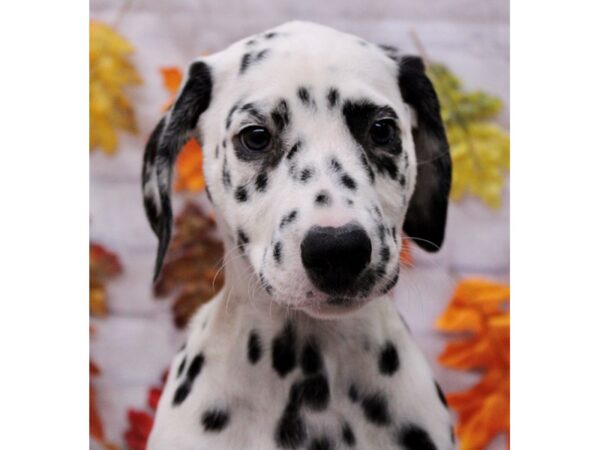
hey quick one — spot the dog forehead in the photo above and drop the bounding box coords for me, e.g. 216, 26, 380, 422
204, 21, 400, 108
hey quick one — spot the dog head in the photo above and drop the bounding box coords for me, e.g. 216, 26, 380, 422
142, 22, 451, 318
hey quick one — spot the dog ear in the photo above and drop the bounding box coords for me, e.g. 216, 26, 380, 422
398, 56, 452, 252
142, 61, 212, 280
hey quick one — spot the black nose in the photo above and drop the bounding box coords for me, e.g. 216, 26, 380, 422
301, 223, 372, 294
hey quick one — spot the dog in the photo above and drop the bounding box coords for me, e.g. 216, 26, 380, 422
142, 21, 453, 450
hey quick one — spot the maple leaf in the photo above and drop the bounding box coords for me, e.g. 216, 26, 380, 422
90, 21, 142, 154
428, 63, 510, 209
124, 370, 168, 450
159, 67, 206, 193
90, 243, 123, 316
154, 202, 224, 328
436, 278, 510, 450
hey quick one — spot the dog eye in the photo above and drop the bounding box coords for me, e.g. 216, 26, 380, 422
240, 126, 271, 151
369, 120, 396, 145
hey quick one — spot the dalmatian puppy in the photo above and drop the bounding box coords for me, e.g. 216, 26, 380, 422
142, 21, 453, 450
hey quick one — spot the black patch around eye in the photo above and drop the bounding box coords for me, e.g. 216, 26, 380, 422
239, 53, 252, 74
280, 209, 298, 229
378, 341, 400, 376
397, 424, 437, 450
375, 155, 398, 179
297, 87, 311, 105
287, 141, 302, 160
361, 392, 391, 426
315, 191, 331, 206
248, 330, 262, 364
308, 436, 332, 450
341, 174, 357, 190
326, 88, 339, 108
235, 185, 248, 202
271, 321, 297, 377
201, 409, 230, 432
255, 172, 268, 192
273, 241, 282, 263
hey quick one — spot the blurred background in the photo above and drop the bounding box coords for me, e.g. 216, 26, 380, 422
90, 1, 509, 449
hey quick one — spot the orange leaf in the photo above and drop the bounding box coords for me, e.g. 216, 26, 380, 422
160, 66, 182, 111
437, 278, 510, 450
174, 138, 205, 193
399, 238, 412, 266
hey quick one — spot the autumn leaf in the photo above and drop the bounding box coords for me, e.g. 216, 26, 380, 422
91, 351, 119, 449
90, 21, 142, 154
159, 67, 206, 193
428, 64, 510, 209
125, 370, 168, 450
436, 278, 510, 450
90, 243, 123, 316
154, 202, 224, 328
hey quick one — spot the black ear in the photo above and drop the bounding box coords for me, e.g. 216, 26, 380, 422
399, 56, 451, 252
142, 61, 212, 280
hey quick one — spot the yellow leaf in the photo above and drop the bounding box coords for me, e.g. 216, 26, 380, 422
90, 21, 142, 154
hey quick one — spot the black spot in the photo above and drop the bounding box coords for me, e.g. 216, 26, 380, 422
265, 31, 278, 39
259, 271, 273, 295
435, 381, 448, 408
235, 185, 248, 202
329, 158, 342, 172
348, 384, 359, 403
205, 185, 213, 203
377, 224, 386, 242
237, 229, 249, 250
255, 172, 269, 192
378, 342, 400, 376
222, 161, 232, 189
246, 39, 257, 46
214, 145, 219, 158
275, 407, 307, 448
297, 87, 311, 105
222, 138, 227, 149
450, 426, 456, 444
341, 174, 357, 190
187, 353, 205, 381
345, 198, 354, 207
280, 210, 298, 229
290, 374, 330, 411
172, 353, 204, 406
287, 141, 302, 160
361, 393, 391, 426
392, 226, 398, 244
399, 173, 406, 187
248, 330, 262, 364
239, 53, 252, 74
256, 49, 269, 61
271, 99, 290, 131
396, 424, 437, 450
360, 153, 375, 184
300, 339, 323, 374
177, 356, 186, 377
273, 241, 283, 263
315, 191, 331, 206
380, 246, 390, 263
225, 104, 238, 129
326, 88, 339, 108
201, 409, 230, 432
341, 421, 356, 446
308, 436, 332, 450
380, 265, 400, 294
173, 382, 191, 406
272, 322, 297, 377
299, 167, 314, 183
